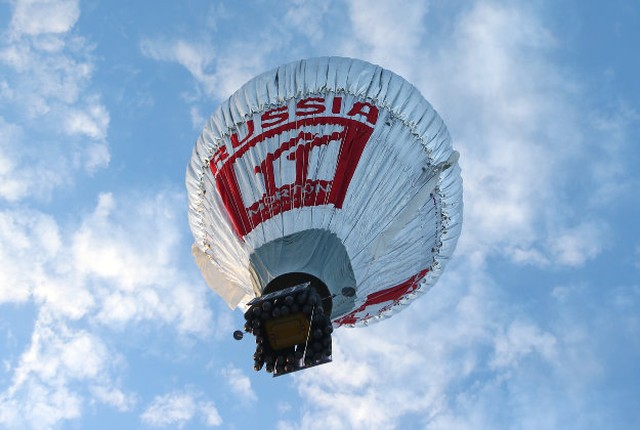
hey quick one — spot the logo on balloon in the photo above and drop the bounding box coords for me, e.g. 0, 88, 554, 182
210, 96, 379, 237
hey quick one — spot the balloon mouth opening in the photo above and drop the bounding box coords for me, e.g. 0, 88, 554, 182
263, 272, 333, 318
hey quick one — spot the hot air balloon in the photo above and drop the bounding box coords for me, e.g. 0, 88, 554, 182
187, 57, 462, 376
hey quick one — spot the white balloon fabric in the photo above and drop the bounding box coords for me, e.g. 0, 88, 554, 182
187, 57, 462, 327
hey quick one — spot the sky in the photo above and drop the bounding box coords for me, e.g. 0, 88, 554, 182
0, 0, 639, 429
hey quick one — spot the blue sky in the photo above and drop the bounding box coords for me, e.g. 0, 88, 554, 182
1, 0, 639, 429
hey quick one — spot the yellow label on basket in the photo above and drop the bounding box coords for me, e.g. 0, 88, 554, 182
265, 313, 310, 350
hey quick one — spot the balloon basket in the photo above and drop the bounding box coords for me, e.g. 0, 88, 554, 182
244, 282, 333, 376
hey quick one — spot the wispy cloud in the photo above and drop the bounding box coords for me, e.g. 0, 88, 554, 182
10, 0, 80, 37
140, 390, 222, 428
0, 3, 220, 418
0, 314, 128, 430
221, 364, 257, 403
1, 189, 214, 329
0, 208, 65, 304
140, 38, 218, 97
423, 2, 568, 263
139, 34, 274, 104
64, 103, 110, 141
91, 385, 137, 412
0, 0, 110, 201
548, 221, 608, 267
74, 192, 215, 335
140, 391, 198, 428
139, 10, 285, 106
342, 0, 429, 78
284, 0, 332, 43
0, 189, 217, 428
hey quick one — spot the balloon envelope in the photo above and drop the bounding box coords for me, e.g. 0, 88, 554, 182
187, 57, 462, 327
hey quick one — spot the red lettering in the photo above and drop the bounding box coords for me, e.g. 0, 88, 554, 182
296, 97, 326, 116
261, 106, 289, 129
215, 164, 250, 237
255, 152, 277, 196
210, 97, 381, 238
209, 146, 229, 175
332, 96, 342, 114
285, 131, 338, 186
230, 120, 255, 148
347, 102, 379, 125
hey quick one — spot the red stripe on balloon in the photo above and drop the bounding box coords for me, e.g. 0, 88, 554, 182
334, 268, 429, 326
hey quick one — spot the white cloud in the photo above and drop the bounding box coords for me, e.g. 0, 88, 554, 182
0, 118, 33, 202
425, 2, 563, 262
90, 385, 137, 412
1, 189, 215, 326
140, 29, 277, 103
0, 0, 111, 202
64, 103, 110, 140
285, 0, 332, 43
508, 246, 550, 267
342, 0, 429, 78
585, 104, 640, 206
72, 192, 215, 335
82, 142, 111, 173
140, 38, 218, 97
491, 320, 557, 368
0, 314, 127, 430
0, 35, 94, 112
0, 205, 92, 318
199, 401, 223, 427
277, 401, 292, 415
0, 116, 75, 202
0, 382, 82, 430
508, 221, 608, 268
10, 0, 80, 36
549, 221, 608, 267
190, 106, 206, 130
140, 390, 222, 428
209, 40, 273, 99
0, 208, 63, 304
221, 364, 257, 403
141, 392, 197, 428
0, 188, 217, 428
